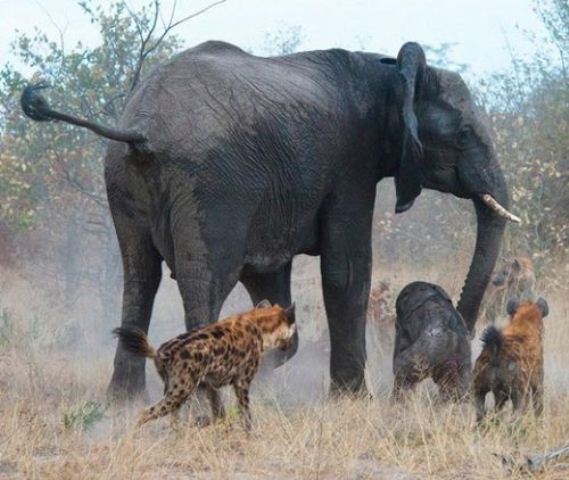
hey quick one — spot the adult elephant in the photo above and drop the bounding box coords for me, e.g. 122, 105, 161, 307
21, 41, 519, 398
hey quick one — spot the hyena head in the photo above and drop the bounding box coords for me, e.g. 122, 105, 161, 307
491, 255, 535, 291
507, 297, 549, 329
255, 300, 297, 351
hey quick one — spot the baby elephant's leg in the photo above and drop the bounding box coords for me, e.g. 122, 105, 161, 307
392, 343, 428, 400
434, 362, 471, 402
392, 369, 424, 400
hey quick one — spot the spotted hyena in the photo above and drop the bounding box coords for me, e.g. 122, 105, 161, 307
113, 300, 296, 430
392, 282, 471, 401
480, 255, 536, 325
473, 297, 548, 422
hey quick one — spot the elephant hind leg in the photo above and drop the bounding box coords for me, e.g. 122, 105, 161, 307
107, 225, 162, 401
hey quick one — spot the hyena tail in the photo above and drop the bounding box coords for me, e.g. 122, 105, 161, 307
481, 326, 503, 366
113, 327, 157, 358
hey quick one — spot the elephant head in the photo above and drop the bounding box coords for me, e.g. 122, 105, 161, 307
385, 42, 520, 332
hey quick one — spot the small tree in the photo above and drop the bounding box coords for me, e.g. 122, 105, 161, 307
474, 0, 569, 283
0, 0, 225, 321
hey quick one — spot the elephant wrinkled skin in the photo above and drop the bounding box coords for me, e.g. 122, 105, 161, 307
21, 40, 519, 398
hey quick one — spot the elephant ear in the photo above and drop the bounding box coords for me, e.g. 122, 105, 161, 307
394, 42, 426, 214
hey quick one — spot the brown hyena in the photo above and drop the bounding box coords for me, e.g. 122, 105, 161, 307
368, 281, 394, 327
366, 281, 396, 358
480, 255, 536, 325
392, 282, 471, 401
113, 300, 296, 430
473, 297, 548, 422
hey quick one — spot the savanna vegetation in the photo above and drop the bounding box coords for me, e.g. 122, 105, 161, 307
0, 0, 567, 478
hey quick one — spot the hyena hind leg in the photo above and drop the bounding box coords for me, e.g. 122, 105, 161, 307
205, 385, 226, 420
137, 387, 193, 427
474, 389, 489, 423
494, 390, 509, 412
510, 388, 531, 416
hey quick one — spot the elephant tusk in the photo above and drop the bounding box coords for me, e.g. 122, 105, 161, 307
480, 194, 521, 223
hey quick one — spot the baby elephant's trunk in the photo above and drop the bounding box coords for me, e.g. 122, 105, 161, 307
113, 327, 157, 358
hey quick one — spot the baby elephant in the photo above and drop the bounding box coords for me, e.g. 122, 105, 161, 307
473, 297, 548, 422
392, 281, 471, 400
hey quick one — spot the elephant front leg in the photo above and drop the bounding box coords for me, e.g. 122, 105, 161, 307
171, 212, 248, 332
175, 254, 242, 331
320, 204, 373, 395
241, 262, 298, 366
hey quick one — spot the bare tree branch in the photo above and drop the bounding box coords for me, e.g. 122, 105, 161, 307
36, 1, 69, 71
48, 148, 108, 208
501, 442, 569, 473
128, 0, 228, 92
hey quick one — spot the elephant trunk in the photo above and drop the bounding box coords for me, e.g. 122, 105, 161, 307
457, 169, 509, 333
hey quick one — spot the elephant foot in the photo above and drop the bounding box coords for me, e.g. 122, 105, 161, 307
106, 373, 148, 404
329, 370, 369, 398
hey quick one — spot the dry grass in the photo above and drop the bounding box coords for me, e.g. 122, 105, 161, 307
1, 263, 568, 479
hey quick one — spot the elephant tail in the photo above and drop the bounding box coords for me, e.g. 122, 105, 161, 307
21, 83, 148, 152
113, 327, 157, 358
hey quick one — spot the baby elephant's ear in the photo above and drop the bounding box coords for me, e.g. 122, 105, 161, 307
506, 298, 519, 316
536, 297, 549, 318
285, 303, 296, 324
256, 299, 272, 309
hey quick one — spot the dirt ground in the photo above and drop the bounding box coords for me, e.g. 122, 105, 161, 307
1, 261, 568, 479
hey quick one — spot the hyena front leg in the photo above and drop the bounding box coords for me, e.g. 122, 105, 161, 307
170, 408, 181, 431
232, 379, 252, 431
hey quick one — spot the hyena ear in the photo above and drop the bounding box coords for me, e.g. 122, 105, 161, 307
506, 298, 519, 316
511, 258, 522, 273
536, 297, 549, 318
285, 303, 296, 324
256, 299, 272, 309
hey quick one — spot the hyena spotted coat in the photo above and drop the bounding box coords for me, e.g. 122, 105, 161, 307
473, 297, 548, 422
114, 300, 296, 429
